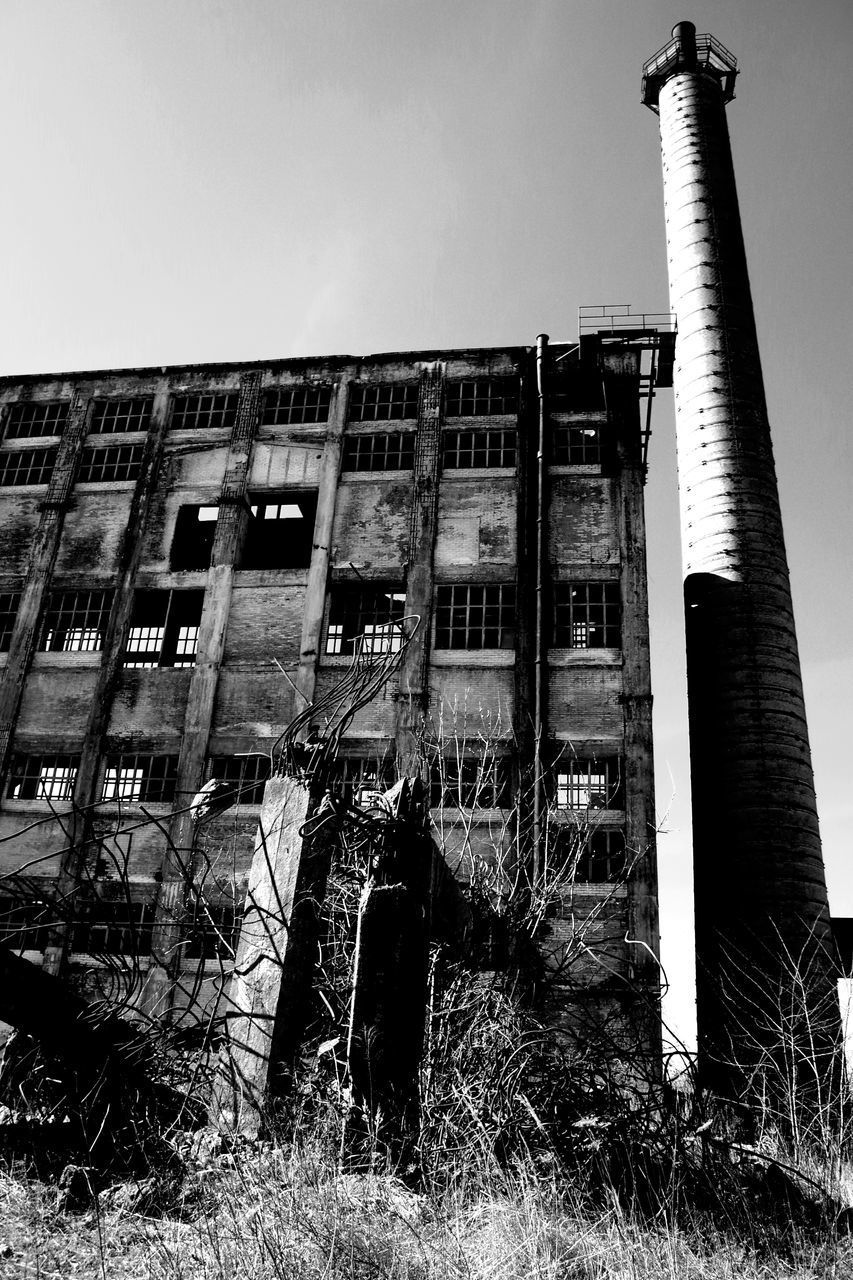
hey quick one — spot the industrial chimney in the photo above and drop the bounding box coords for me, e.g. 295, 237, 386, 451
642, 25, 838, 1090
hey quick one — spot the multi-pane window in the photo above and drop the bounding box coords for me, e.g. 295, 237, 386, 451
208, 755, 271, 805
40, 589, 113, 653
434, 584, 516, 650
124, 589, 203, 667
171, 392, 239, 432
330, 757, 395, 806
261, 386, 332, 426
0, 591, 21, 651
342, 433, 415, 472
554, 758, 623, 810
90, 398, 152, 435
553, 582, 621, 649
78, 443, 144, 483
430, 757, 512, 809
242, 492, 318, 568
442, 429, 516, 469
171, 505, 219, 570
70, 901, 154, 956
551, 827, 626, 882
6, 754, 79, 801
0, 897, 53, 952
0, 447, 57, 487
445, 378, 518, 417
348, 383, 419, 422
552, 424, 601, 465
185, 901, 241, 960
101, 753, 178, 803
4, 401, 68, 440
325, 585, 406, 656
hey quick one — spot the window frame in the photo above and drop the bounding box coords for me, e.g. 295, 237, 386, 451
208, 754, 272, 806
553, 581, 621, 649
325, 584, 407, 657
552, 423, 602, 465
0, 447, 57, 487
101, 753, 178, 804
0, 590, 21, 651
77, 443, 145, 484
170, 392, 239, 432
123, 588, 203, 668
348, 383, 419, 422
445, 378, 519, 418
342, 432, 415, 472
434, 583, 516, 650
6, 754, 79, 802
4, 401, 69, 441
89, 398, 152, 435
261, 387, 332, 426
442, 428, 516, 469
39, 589, 113, 653
554, 757, 624, 811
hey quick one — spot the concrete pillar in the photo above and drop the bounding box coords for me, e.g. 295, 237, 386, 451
643, 26, 836, 1084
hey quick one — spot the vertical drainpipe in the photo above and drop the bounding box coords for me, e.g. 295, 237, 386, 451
532, 335, 548, 883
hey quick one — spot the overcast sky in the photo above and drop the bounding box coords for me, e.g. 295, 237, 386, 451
1, 0, 850, 1045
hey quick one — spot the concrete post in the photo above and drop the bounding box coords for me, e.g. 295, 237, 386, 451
643, 25, 837, 1085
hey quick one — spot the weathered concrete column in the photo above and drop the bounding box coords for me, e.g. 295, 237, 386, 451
211, 774, 334, 1135
643, 25, 836, 1084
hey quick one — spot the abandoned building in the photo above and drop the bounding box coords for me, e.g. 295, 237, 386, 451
0, 316, 673, 1060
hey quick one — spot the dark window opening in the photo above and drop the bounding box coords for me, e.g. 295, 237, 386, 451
445, 378, 518, 417
349, 383, 418, 422
242, 492, 317, 569
101, 753, 178, 803
434, 584, 516, 650
6, 754, 79, 801
70, 901, 154, 956
4, 401, 68, 440
554, 758, 623, 810
552, 827, 627, 882
40, 589, 113, 653
90, 398, 152, 435
329, 756, 395, 806
0, 447, 57, 487
430, 757, 512, 809
0, 591, 21, 651
78, 443, 144, 483
553, 582, 621, 649
0, 897, 54, 952
326, 585, 406, 656
548, 371, 606, 413
442, 429, 516, 469
171, 392, 239, 432
342, 433, 415, 472
208, 755, 271, 805
261, 387, 332, 426
552, 424, 601, 465
170, 504, 219, 570
185, 901, 241, 960
124, 589, 203, 668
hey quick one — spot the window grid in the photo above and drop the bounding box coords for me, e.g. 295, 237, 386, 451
4, 401, 68, 440
326, 586, 406, 656
209, 755, 272, 805
90, 398, 152, 435
342, 433, 415, 471
442, 429, 516, 469
348, 383, 419, 422
40, 589, 113, 652
555, 758, 623, 810
171, 392, 239, 431
123, 590, 203, 668
101, 753, 178, 803
7, 754, 79, 801
78, 443, 144, 483
430, 757, 512, 809
445, 378, 518, 417
552, 424, 602, 465
0, 448, 57, 487
71, 902, 154, 956
185, 901, 241, 960
261, 387, 332, 426
434, 584, 516, 650
553, 582, 621, 649
0, 898, 54, 951
330, 757, 395, 806
0, 591, 21, 651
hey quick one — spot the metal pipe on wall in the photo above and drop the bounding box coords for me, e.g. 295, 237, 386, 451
532, 333, 548, 883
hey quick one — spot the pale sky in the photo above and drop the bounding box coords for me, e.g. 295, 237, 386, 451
1, 0, 851, 1046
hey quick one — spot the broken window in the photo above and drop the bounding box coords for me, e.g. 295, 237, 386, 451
0, 591, 21, 651
442, 429, 516, 469
429, 756, 512, 809
123, 589, 203, 667
348, 383, 419, 422
90, 398, 152, 435
70, 901, 154, 956
552, 827, 627, 882
553, 582, 621, 648
184, 900, 241, 960
78, 443, 144, 483
434, 584, 516, 650
554, 758, 623, 810
170, 505, 219, 570
242, 492, 317, 569
101, 753, 178, 803
6, 754, 79, 801
39, 589, 113, 653
552, 424, 601, 465
0, 897, 53, 952
329, 756, 395, 806
261, 387, 332, 426
4, 401, 68, 440
0, 447, 57, 487
171, 392, 239, 432
549, 371, 605, 413
445, 378, 518, 417
325, 585, 406, 656
342, 433, 415, 472
208, 755, 271, 805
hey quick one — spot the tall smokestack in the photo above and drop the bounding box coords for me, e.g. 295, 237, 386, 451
642, 25, 838, 1089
